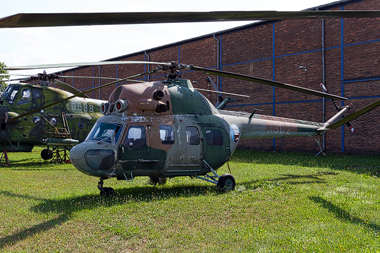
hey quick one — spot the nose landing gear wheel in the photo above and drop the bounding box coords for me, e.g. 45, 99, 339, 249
217, 174, 236, 192
100, 187, 115, 196
98, 179, 115, 196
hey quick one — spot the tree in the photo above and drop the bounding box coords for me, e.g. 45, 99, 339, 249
0, 62, 9, 92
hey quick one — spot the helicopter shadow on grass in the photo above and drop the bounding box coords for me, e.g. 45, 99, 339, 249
0, 190, 70, 249
309, 196, 380, 234
237, 171, 338, 190
0, 184, 215, 249
3, 160, 72, 171
0, 213, 69, 249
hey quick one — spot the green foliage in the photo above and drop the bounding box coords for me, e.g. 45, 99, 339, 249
0, 62, 9, 92
0, 147, 379, 252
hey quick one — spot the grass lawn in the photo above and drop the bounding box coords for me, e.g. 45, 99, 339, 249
0, 146, 379, 252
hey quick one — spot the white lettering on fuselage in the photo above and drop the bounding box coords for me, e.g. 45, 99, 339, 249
70, 102, 94, 113
265, 121, 294, 136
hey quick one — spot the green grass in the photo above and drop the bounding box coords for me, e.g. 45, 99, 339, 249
1, 147, 380, 252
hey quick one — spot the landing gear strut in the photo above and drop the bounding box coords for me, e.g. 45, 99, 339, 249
195, 160, 236, 192
0, 146, 10, 166
98, 179, 115, 196
41, 146, 71, 163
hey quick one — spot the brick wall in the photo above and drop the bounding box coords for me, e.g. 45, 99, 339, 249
61, 0, 380, 154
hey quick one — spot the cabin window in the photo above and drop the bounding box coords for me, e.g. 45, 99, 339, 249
32, 88, 41, 98
87, 122, 123, 144
159, 125, 174, 145
206, 130, 223, 146
124, 126, 146, 148
186, 126, 200, 145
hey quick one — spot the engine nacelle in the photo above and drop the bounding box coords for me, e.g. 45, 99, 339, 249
153, 90, 164, 100
115, 99, 129, 113
100, 102, 109, 114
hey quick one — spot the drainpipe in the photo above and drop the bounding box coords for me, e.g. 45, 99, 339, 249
322, 18, 326, 152
92, 67, 95, 98
116, 64, 119, 87
144, 51, 150, 82
213, 34, 220, 91
97, 66, 102, 99
72, 70, 74, 88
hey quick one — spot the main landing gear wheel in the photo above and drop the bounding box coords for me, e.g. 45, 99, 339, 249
41, 148, 53, 160
217, 174, 236, 192
149, 177, 167, 186
98, 179, 115, 197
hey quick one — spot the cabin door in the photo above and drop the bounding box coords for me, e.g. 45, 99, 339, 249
202, 127, 231, 169
118, 124, 150, 170
165, 123, 203, 176
16, 87, 32, 110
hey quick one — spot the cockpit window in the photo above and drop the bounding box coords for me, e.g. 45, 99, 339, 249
18, 88, 31, 105
1, 85, 12, 99
10, 90, 18, 101
87, 122, 123, 144
2, 85, 20, 104
21, 89, 31, 99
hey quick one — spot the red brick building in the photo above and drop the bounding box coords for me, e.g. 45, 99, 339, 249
61, 0, 380, 154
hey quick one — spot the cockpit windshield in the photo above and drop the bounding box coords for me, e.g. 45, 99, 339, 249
1, 85, 20, 104
1, 85, 13, 99
86, 122, 123, 144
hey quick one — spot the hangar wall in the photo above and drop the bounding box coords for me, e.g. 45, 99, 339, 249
62, 0, 380, 154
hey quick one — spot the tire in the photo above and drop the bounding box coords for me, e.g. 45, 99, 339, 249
149, 177, 167, 185
100, 187, 115, 197
41, 149, 53, 160
217, 174, 236, 192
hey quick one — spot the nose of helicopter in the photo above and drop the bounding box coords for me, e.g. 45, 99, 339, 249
70, 143, 86, 161
70, 143, 90, 174
70, 143, 115, 176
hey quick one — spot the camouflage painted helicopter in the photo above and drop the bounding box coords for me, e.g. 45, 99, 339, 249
63, 62, 379, 195
2, 9, 380, 194
0, 71, 108, 161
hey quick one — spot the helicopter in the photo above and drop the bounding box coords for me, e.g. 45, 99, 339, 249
0, 71, 108, 161
61, 61, 380, 195
2, 9, 380, 194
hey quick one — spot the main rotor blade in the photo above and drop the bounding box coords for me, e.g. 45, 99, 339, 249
1, 11, 380, 28
191, 66, 347, 101
4, 77, 30, 82
195, 88, 249, 98
54, 79, 89, 98
4, 61, 168, 71
58, 75, 121, 81
9, 69, 153, 121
